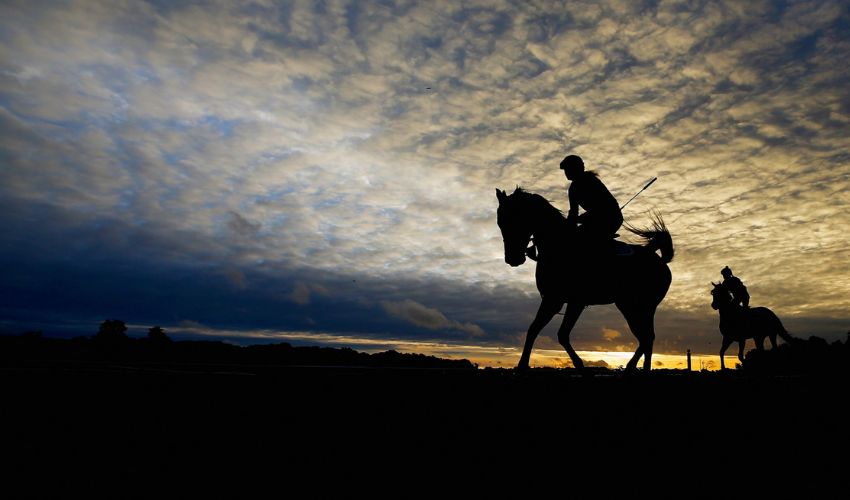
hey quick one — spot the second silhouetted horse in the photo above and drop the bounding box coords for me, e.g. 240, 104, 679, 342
711, 282, 793, 369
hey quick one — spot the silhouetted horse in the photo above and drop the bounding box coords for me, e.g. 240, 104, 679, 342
710, 282, 792, 369
496, 187, 673, 371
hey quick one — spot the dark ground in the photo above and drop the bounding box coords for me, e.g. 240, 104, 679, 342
2, 359, 849, 496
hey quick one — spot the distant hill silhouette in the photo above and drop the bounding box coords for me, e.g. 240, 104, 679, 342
743, 332, 850, 374
0, 325, 475, 370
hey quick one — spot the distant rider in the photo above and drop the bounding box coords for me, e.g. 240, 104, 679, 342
721, 266, 750, 308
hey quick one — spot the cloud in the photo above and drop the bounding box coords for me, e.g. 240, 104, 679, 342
178, 320, 208, 330
601, 328, 622, 341
228, 211, 261, 236
287, 282, 330, 306
221, 267, 248, 290
381, 299, 485, 337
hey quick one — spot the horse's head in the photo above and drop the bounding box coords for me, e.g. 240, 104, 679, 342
496, 187, 533, 267
710, 282, 732, 310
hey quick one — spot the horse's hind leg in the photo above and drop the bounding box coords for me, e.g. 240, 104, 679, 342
619, 305, 656, 372
557, 302, 585, 370
768, 333, 777, 349
641, 314, 656, 371
719, 336, 733, 370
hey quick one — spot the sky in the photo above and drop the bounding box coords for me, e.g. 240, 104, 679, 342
1, 0, 849, 368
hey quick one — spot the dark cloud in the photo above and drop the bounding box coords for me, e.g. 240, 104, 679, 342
381, 299, 484, 336
228, 211, 261, 236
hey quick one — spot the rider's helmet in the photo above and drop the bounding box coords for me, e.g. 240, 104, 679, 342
559, 155, 584, 175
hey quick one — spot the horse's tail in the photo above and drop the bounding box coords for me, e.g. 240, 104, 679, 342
757, 307, 795, 343
773, 314, 794, 343
625, 212, 674, 263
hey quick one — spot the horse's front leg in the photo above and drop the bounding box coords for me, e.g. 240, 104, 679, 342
719, 336, 733, 370
737, 340, 746, 364
557, 302, 585, 370
517, 297, 563, 370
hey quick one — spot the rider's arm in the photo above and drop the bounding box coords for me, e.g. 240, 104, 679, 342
567, 184, 579, 224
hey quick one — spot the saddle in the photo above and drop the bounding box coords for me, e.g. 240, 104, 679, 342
525, 236, 634, 263
579, 236, 634, 260
613, 240, 635, 257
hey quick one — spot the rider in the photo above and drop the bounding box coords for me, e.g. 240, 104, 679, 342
560, 155, 623, 251
721, 266, 749, 308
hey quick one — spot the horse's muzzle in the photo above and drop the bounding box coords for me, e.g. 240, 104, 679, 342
506, 254, 526, 267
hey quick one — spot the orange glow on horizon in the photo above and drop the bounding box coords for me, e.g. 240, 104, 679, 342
427, 349, 738, 371
164, 324, 740, 371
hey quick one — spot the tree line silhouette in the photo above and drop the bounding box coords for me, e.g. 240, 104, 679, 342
3, 320, 847, 374
0, 319, 476, 370
743, 331, 850, 375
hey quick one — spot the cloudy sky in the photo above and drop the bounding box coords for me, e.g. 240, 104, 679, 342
2, 0, 848, 367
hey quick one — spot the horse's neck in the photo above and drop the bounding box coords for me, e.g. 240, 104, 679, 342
530, 211, 569, 251
532, 228, 570, 257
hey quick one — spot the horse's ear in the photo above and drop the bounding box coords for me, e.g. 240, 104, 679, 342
711, 281, 717, 287
496, 188, 506, 204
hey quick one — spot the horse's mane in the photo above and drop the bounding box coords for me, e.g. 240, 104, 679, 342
512, 187, 565, 221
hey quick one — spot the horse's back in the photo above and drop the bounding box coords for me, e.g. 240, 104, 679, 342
746, 306, 786, 335
749, 306, 780, 322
